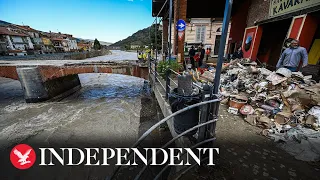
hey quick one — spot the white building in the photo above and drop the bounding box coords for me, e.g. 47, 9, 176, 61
0, 26, 33, 56
66, 38, 78, 51
171, 18, 230, 57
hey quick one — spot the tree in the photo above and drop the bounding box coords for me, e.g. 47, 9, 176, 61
93, 38, 101, 50
150, 24, 162, 51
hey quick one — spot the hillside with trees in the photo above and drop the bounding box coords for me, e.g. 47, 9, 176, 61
111, 24, 162, 50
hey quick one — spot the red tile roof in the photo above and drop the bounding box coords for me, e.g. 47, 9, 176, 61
51, 38, 64, 41
15, 25, 39, 32
8, 49, 24, 53
0, 27, 28, 37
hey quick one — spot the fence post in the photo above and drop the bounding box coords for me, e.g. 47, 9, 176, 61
165, 69, 170, 99
198, 84, 211, 143
212, 0, 233, 136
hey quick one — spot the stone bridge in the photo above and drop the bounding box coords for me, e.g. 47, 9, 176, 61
0, 60, 148, 103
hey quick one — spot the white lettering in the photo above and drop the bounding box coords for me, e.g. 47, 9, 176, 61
39, 148, 64, 165
101, 148, 115, 165
116, 148, 130, 165
64, 148, 84, 165
168, 148, 183, 165
131, 148, 147, 165
150, 148, 168, 166
85, 148, 100, 165
203, 148, 219, 165
185, 148, 201, 165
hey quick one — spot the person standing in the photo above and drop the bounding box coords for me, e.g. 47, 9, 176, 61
232, 47, 243, 59
189, 46, 196, 69
199, 44, 205, 67
206, 48, 211, 61
276, 39, 308, 72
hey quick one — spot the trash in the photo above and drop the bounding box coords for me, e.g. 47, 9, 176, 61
305, 115, 317, 125
213, 58, 320, 161
275, 111, 292, 124
229, 95, 247, 110
240, 105, 254, 115
199, 71, 214, 82
276, 67, 292, 78
308, 106, 320, 126
228, 107, 239, 115
245, 114, 258, 125
259, 68, 272, 76
256, 116, 272, 129
266, 72, 287, 85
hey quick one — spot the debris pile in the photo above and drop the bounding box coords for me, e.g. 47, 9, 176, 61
210, 58, 320, 161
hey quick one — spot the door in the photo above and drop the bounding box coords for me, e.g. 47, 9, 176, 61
308, 39, 320, 65
214, 35, 221, 55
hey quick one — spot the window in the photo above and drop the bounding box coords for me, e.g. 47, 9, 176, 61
196, 26, 206, 42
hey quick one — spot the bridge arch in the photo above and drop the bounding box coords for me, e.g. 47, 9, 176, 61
0, 62, 148, 103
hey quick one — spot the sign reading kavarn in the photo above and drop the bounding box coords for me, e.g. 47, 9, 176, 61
10, 144, 219, 169
269, 0, 320, 18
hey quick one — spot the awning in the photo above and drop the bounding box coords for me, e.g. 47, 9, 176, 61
152, 0, 246, 18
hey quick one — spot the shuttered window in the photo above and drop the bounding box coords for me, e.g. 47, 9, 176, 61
196, 26, 206, 42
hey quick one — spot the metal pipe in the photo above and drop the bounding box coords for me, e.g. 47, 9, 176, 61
213, 0, 233, 95
168, 0, 173, 60
132, 98, 219, 148
165, 69, 171, 99
212, 0, 233, 130
169, 68, 181, 75
168, 77, 178, 86
155, 17, 158, 60
156, 0, 169, 18
156, 76, 166, 91
110, 98, 220, 179
155, 17, 158, 80
192, 82, 203, 90
134, 119, 217, 180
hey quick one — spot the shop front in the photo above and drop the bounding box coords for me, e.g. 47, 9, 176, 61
240, 0, 320, 71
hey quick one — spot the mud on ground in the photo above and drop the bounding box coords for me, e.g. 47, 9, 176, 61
179, 104, 320, 180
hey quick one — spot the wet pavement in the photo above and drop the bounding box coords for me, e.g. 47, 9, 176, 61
179, 104, 320, 180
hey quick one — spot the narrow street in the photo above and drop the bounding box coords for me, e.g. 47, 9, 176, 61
179, 104, 320, 180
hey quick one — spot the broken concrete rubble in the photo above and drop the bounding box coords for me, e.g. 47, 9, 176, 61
212, 58, 320, 162
185, 58, 320, 161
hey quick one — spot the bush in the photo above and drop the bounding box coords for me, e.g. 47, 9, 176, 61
157, 60, 182, 79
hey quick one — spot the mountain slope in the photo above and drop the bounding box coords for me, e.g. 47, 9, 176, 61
76, 38, 113, 46
111, 26, 151, 47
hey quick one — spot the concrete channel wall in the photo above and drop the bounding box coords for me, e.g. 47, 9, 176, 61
0, 49, 111, 60
150, 74, 193, 173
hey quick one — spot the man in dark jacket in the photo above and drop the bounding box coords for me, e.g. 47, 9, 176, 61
199, 44, 205, 67
189, 46, 196, 69
232, 47, 243, 59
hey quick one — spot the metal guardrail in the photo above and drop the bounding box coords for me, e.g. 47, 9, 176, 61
111, 0, 233, 178
110, 98, 220, 180
149, 59, 201, 98
109, 57, 221, 180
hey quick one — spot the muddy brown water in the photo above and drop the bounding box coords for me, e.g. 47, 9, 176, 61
0, 73, 169, 180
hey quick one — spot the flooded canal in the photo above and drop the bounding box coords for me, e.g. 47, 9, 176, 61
0, 73, 154, 148
0, 73, 167, 179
